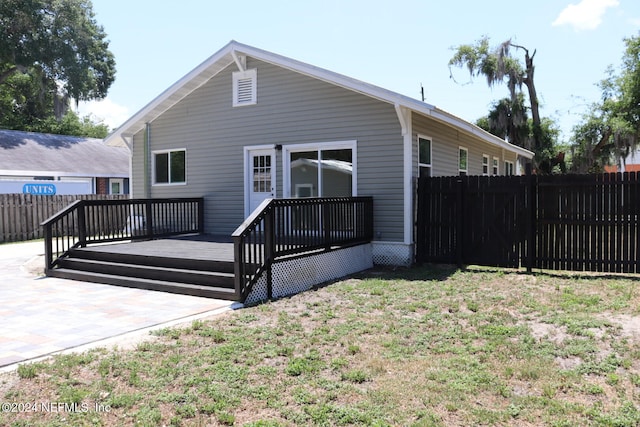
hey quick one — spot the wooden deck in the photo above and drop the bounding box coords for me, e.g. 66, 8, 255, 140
75, 234, 235, 262
49, 234, 239, 300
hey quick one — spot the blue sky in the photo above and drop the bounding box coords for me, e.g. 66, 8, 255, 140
78, 0, 640, 143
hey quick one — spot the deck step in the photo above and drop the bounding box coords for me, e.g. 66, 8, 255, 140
68, 248, 236, 274
47, 269, 239, 300
58, 258, 234, 288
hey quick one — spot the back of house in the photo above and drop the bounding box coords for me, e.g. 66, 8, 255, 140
106, 41, 532, 266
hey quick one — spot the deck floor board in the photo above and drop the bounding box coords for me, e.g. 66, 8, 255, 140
76, 234, 235, 263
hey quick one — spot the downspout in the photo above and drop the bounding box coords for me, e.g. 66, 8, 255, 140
121, 136, 133, 197
144, 123, 151, 198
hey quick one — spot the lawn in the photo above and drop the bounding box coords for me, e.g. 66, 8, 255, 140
2, 265, 640, 426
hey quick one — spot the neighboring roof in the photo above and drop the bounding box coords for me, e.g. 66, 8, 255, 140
0, 129, 130, 177
105, 40, 534, 159
291, 158, 352, 174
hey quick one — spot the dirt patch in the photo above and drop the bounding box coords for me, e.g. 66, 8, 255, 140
21, 255, 45, 277
605, 314, 640, 340
529, 321, 569, 345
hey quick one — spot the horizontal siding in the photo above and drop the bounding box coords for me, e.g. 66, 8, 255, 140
132, 58, 405, 241
412, 113, 521, 177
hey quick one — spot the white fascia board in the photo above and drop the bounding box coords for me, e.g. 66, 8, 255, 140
104, 41, 238, 145
425, 107, 534, 159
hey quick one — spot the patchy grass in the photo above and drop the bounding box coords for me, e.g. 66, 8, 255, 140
2, 265, 640, 426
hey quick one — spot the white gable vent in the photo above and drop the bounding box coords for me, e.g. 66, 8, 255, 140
232, 69, 257, 107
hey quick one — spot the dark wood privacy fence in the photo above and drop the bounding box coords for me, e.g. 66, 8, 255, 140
416, 171, 640, 273
0, 194, 128, 243
233, 197, 374, 301
42, 198, 204, 270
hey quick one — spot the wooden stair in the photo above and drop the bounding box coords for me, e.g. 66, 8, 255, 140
47, 247, 239, 300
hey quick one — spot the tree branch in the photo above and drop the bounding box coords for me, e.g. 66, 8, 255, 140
0, 66, 18, 86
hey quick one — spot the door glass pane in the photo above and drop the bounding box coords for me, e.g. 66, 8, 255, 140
321, 149, 352, 197
252, 155, 271, 193
290, 151, 318, 197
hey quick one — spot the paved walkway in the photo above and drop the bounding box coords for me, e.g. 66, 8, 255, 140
0, 241, 235, 371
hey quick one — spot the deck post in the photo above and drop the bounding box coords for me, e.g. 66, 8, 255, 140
323, 201, 331, 250
264, 207, 275, 300
233, 235, 245, 301
145, 199, 154, 239
197, 198, 205, 234
77, 201, 87, 247
43, 223, 53, 271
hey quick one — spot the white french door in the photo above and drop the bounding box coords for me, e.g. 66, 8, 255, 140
246, 148, 276, 216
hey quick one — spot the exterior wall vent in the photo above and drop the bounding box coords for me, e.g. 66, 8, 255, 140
232, 69, 257, 107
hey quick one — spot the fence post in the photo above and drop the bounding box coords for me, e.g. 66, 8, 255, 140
526, 163, 536, 273
456, 177, 465, 267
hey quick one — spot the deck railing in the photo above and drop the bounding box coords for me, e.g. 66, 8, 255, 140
41, 198, 204, 271
232, 197, 374, 301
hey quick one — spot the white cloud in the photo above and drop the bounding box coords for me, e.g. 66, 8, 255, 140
552, 0, 620, 31
76, 98, 130, 131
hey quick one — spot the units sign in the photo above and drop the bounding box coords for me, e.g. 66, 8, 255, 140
23, 183, 57, 195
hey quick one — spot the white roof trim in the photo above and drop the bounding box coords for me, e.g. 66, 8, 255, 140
105, 40, 533, 159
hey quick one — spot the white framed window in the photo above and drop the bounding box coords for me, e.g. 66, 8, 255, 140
458, 147, 468, 175
284, 141, 357, 198
492, 157, 499, 175
482, 154, 489, 176
505, 160, 515, 176
110, 178, 124, 194
418, 135, 432, 178
232, 68, 257, 107
153, 149, 186, 185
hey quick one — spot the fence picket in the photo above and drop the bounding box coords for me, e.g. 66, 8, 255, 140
0, 194, 128, 243
417, 172, 640, 274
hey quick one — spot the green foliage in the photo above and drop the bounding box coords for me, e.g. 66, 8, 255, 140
450, 36, 562, 172
0, 0, 115, 136
570, 32, 640, 172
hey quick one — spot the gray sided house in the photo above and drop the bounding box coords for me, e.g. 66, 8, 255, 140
106, 41, 533, 266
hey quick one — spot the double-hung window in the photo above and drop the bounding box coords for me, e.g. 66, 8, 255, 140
492, 157, 499, 175
458, 147, 468, 175
505, 161, 515, 175
482, 155, 489, 175
153, 149, 186, 185
418, 136, 432, 178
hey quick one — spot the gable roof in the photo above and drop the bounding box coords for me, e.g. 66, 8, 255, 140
0, 129, 129, 177
105, 40, 533, 159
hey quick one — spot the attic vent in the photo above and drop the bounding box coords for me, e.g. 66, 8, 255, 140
233, 69, 257, 107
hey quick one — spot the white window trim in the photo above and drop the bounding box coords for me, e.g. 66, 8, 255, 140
482, 154, 489, 176
110, 178, 125, 194
505, 160, 515, 176
282, 140, 357, 198
492, 156, 500, 175
152, 148, 187, 186
418, 135, 432, 176
458, 147, 468, 174
232, 68, 257, 107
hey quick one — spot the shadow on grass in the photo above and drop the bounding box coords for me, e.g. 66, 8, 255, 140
354, 263, 640, 284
